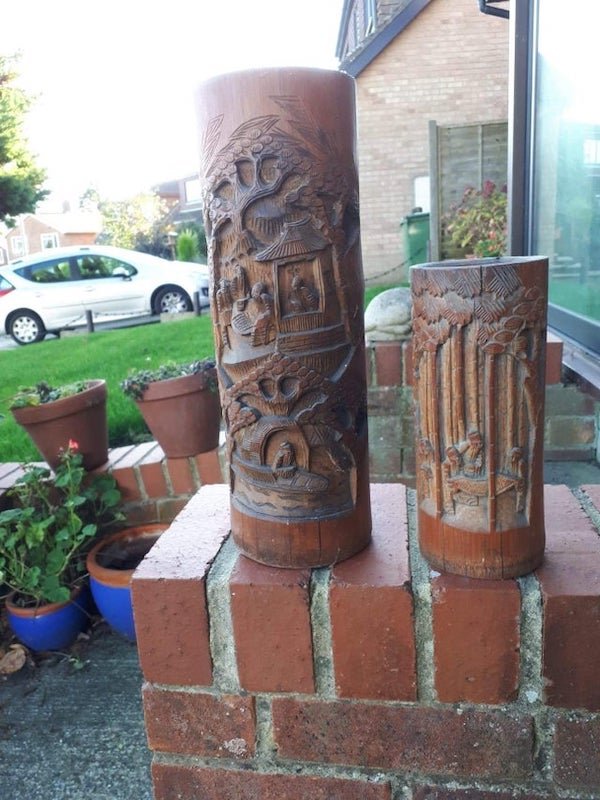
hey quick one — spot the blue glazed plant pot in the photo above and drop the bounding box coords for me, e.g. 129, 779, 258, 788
6, 584, 92, 652
86, 524, 166, 641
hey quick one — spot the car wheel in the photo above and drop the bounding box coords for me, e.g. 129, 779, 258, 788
154, 286, 193, 314
8, 311, 46, 344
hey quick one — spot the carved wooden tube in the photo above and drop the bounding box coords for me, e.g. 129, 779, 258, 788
196, 68, 372, 568
411, 256, 548, 579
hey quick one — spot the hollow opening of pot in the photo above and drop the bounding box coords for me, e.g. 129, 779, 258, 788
96, 534, 161, 571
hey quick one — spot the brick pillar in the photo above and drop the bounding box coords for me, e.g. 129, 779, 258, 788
132, 481, 600, 798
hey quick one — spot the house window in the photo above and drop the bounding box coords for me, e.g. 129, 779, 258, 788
10, 237, 25, 257
184, 178, 202, 204
529, 0, 600, 352
41, 232, 59, 249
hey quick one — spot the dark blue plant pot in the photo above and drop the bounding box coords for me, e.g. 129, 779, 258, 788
6, 585, 92, 652
88, 579, 136, 641
87, 525, 166, 642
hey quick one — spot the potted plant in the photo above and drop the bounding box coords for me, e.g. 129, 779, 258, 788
120, 359, 221, 457
86, 523, 168, 641
0, 442, 123, 651
10, 380, 109, 471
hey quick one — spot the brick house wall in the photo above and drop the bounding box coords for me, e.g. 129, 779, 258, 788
5, 213, 99, 258
6, 217, 60, 259
347, 0, 509, 283
60, 232, 96, 247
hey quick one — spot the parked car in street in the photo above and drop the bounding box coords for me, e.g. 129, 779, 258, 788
0, 245, 210, 344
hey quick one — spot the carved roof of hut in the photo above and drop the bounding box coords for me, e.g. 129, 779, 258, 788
256, 217, 329, 261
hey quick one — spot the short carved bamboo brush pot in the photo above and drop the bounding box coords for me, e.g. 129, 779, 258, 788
197, 68, 372, 568
411, 256, 548, 579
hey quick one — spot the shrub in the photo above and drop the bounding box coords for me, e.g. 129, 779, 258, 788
176, 228, 200, 262
445, 180, 507, 258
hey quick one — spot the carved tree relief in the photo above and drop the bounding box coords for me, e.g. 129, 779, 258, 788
197, 69, 371, 567
411, 257, 548, 579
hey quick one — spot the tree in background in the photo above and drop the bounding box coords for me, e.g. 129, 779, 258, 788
0, 54, 47, 226
82, 187, 208, 261
91, 191, 171, 256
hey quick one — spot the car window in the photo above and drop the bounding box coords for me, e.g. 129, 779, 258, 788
16, 259, 74, 283
76, 255, 137, 279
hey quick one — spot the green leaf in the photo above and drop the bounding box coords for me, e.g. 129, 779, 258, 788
53, 471, 71, 488
102, 488, 121, 507
41, 576, 70, 604
54, 527, 71, 542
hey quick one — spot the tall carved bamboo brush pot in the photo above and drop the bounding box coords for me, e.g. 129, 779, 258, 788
411, 256, 548, 579
197, 68, 372, 568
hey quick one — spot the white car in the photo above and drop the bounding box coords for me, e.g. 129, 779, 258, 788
0, 245, 210, 344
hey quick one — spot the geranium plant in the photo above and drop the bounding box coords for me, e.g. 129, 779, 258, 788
445, 180, 507, 258
120, 358, 217, 400
0, 442, 123, 606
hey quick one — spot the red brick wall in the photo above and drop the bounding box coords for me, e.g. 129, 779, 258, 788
5, 216, 97, 256
132, 482, 600, 799
355, 0, 509, 282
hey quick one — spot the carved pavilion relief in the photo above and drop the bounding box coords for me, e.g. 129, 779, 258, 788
412, 261, 547, 535
200, 92, 367, 526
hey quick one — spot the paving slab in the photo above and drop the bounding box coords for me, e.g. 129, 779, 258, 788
0, 622, 151, 800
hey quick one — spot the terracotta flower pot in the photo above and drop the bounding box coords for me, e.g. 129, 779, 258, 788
11, 380, 108, 471
86, 524, 167, 641
135, 370, 221, 458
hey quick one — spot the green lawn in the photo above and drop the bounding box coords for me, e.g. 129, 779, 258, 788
0, 316, 217, 463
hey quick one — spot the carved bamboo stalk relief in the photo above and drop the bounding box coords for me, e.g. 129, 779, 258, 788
411, 257, 548, 579
197, 68, 372, 568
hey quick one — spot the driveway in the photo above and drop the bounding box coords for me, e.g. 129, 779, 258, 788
0, 315, 158, 350
0, 334, 18, 350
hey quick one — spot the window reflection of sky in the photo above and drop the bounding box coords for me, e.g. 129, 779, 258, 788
538, 1, 600, 124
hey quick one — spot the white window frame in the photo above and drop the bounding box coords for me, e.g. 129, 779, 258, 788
184, 178, 202, 204
41, 232, 60, 249
10, 236, 25, 257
